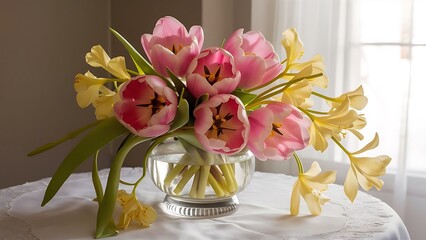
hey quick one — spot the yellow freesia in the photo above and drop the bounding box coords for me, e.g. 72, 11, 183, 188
343, 134, 391, 202
116, 190, 157, 229
308, 98, 360, 151
338, 114, 367, 141
290, 161, 336, 216
281, 28, 304, 67
92, 86, 119, 120
280, 66, 314, 108
86, 45, 131, 80
329, 86, 368, 110
74, 71, 108, 108
287, 55, 329, 89
281, 79, 313, 108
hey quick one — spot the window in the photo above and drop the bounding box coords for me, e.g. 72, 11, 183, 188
251, 0, 426, 237
347, 0, 426, 174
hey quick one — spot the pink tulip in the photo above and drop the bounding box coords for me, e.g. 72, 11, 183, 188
114, 75, 178, 137
224, 29, 283, 89
186, 48, 241, 99
141, 16, 204, 77
193, 94, 249, 155
248, 102, 310, 160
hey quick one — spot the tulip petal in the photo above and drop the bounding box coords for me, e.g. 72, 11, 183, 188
224, 29, 282, 89
187, 48, 240, 98
141, 16, 203, 77
114, 75, 177, 137
193, 94, 249, 155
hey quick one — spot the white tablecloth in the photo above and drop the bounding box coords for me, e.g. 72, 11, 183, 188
0, 168, 410, 239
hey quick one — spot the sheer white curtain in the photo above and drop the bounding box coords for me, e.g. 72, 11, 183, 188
251, 0, 426, 226
252, 0, 347, 173
271, 0, 348, 166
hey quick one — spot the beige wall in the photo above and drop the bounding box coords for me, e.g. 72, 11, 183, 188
110, 0, 202, 167
202, 0, 251, 48
0, 0, 253, 188
0, 0, 111, 189
0, 0, 203, 188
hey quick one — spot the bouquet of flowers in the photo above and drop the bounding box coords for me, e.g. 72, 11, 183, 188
29, 16, 390, 238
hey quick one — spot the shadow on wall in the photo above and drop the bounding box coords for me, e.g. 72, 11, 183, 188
0, 0, 202, 189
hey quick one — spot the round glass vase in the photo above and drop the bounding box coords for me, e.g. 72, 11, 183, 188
147, 138, 255, 218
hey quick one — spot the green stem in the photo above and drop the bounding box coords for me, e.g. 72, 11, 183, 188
174, 165, 200, 194
247, 73, 323, 109
189, 171, 200, 198
27, 120, 102, 156
95, 135, 149, 238
298, 107, 315, 121
92, 150, 104, 203
208, 173, 225, 197
210, 166, 229, 194
255, 82, 290, 99
246, 68, 288, 92
247, 80, 301, 109
312, 91, 340, 102
127, 69, 140, 76
226, 164, 237, 190
293, 152, 304, 174
197, 166, 210, 198
331, 136, 352, 156
164, 163, 187, 186
118, 180, 135, 186
307, 109, 329, 115
132, 132, 183, 193
104, 78, 128, 83
220, 164, 236, 193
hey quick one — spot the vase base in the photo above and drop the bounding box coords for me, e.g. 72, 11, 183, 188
163, 195, 239, 218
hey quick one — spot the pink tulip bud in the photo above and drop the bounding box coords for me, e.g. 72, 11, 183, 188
193, 94, 249, 155
187, 48, 241, 99
114, 75, 178, 137
224, 29, 283, 89
248, 102, 310, 160
142, 16, 204, 77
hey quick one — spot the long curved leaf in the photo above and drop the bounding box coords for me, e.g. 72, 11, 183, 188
95, 136, 150, 238
166, 68, 186, 94
170, 99, 189, 132
109, 28, 156, 76
232, 89, 257, 106
41, 118, 129, 206
27, 120, 101, 156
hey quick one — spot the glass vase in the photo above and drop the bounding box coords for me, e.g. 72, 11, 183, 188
147, 137, 255, 218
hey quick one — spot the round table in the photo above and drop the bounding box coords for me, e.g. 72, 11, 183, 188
0, 168, 410, 239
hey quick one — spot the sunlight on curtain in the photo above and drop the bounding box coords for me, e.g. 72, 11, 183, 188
258, 0, 426, 223
269, 0, 347, 164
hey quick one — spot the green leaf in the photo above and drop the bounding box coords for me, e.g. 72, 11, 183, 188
232, 89, 258, 106
166, 68, 185, 94
170, 98, 189, 132
178, 131, 203, 150
95, 136, 150, 238
195, 93, 209, 106
166, 68, 197, 105
95, 220, 118, 239
130, 55, 144, 74
27, 120, 101, 156
92, 150, 104, 203
41, 118, 129, 206
109, 28, 157, 76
